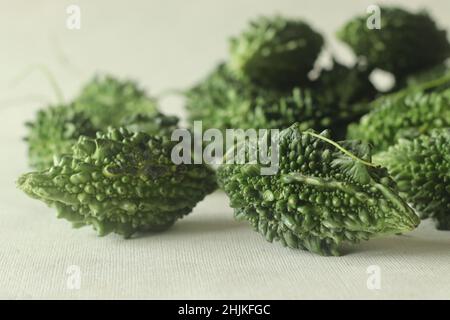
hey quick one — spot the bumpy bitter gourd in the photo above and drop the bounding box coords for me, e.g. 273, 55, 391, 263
25, 104, 97, 170
347, 88, 450, 152
18, 128, 217, 237
337, 6, 450, 79
311, 60, 377, 137
187, 63, 375, 139
186, 64, 326, 130
313, 60, 376, 109
25, 73, 181, 170
73, 74, 159, 129
229, 15, 324, 88
375, 129, 450, 230
217, 124, 419, 256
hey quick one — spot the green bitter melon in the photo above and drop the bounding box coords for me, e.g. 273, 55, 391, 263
375, 129, 450, 230
217, 124, 420, 256
229, 15, 324, 88
18, 128, 217, 237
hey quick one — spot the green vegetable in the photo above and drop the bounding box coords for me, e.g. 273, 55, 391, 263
217, 124, 419, 256
186, 64, 324, 130
121, 112, 179, 136
337, 6, 450, 79
25, 104, 97, 170
18, 128, 217, 237
347, 88, 450, 152
314, 60, 376, 107
311, 60, 377, 137
375, 129, 450, 230
74, 74, 158, 129
187, 62, 375, 139
229, 15, 324, 88
25, 74, 180, 169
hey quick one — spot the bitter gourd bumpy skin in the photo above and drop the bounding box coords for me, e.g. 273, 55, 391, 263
73, 74, 159, 129
311, 60, 377, 138
337, 6, 450, 79
186, 62, 375, 139
347, 89, 450, 153
375, 129, 450, 230
25, 104, 97, 170
229, 15, 324, 88
218, 124, 419, 256
186, 64, 328, 131
312, 60, 376, 110
26, 74, 180, 170
18, 128, 217, 238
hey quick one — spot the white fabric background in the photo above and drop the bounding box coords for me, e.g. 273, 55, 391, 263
0, 0, 449, 299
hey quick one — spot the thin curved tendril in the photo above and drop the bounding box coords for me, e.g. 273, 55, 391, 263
304, 131, 377, 167
11, 64, 64, 104
418, 72, 450, 91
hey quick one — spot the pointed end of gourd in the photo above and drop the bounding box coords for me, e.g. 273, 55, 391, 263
16, 172, 47, 199
384, 205, 421, 235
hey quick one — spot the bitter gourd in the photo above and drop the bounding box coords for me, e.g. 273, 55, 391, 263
337, 6, 450, 79
25, 104, 97, 170
18, 128, 217, 237
25, 73, 180, 169
229, 15, 324, 88
187, 62, 376, 139
347, 89, 450, 152
186, 64, 325, 131
311, 60, 377, 137
217, 124, 419, 256
73, 74, 159, 129
375, 129, 450, 230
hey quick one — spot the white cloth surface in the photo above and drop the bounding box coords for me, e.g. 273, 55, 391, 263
0, 0, 449, 300
1, 187, 450, 299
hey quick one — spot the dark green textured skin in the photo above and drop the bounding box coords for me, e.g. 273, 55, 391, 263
186, 64, 324, 131
311, 60, 377, 137
217, 124, 419, 256
229, 16, 324, 88
375, 129, 450, 230
25, 74, 179, 170
337, 6, 450, 79
25, 104, 97, 170
347, 89, 450, 153
313, 60, 376, 108
73, 74, 159, 129
186, 63, 376, 139
25, 108, 179, 171
18, 128, 217, 238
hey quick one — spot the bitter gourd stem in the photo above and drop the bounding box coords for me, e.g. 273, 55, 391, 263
372, 72, 450, 105
304, 131, 377, 167
416, 72, 450, 92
